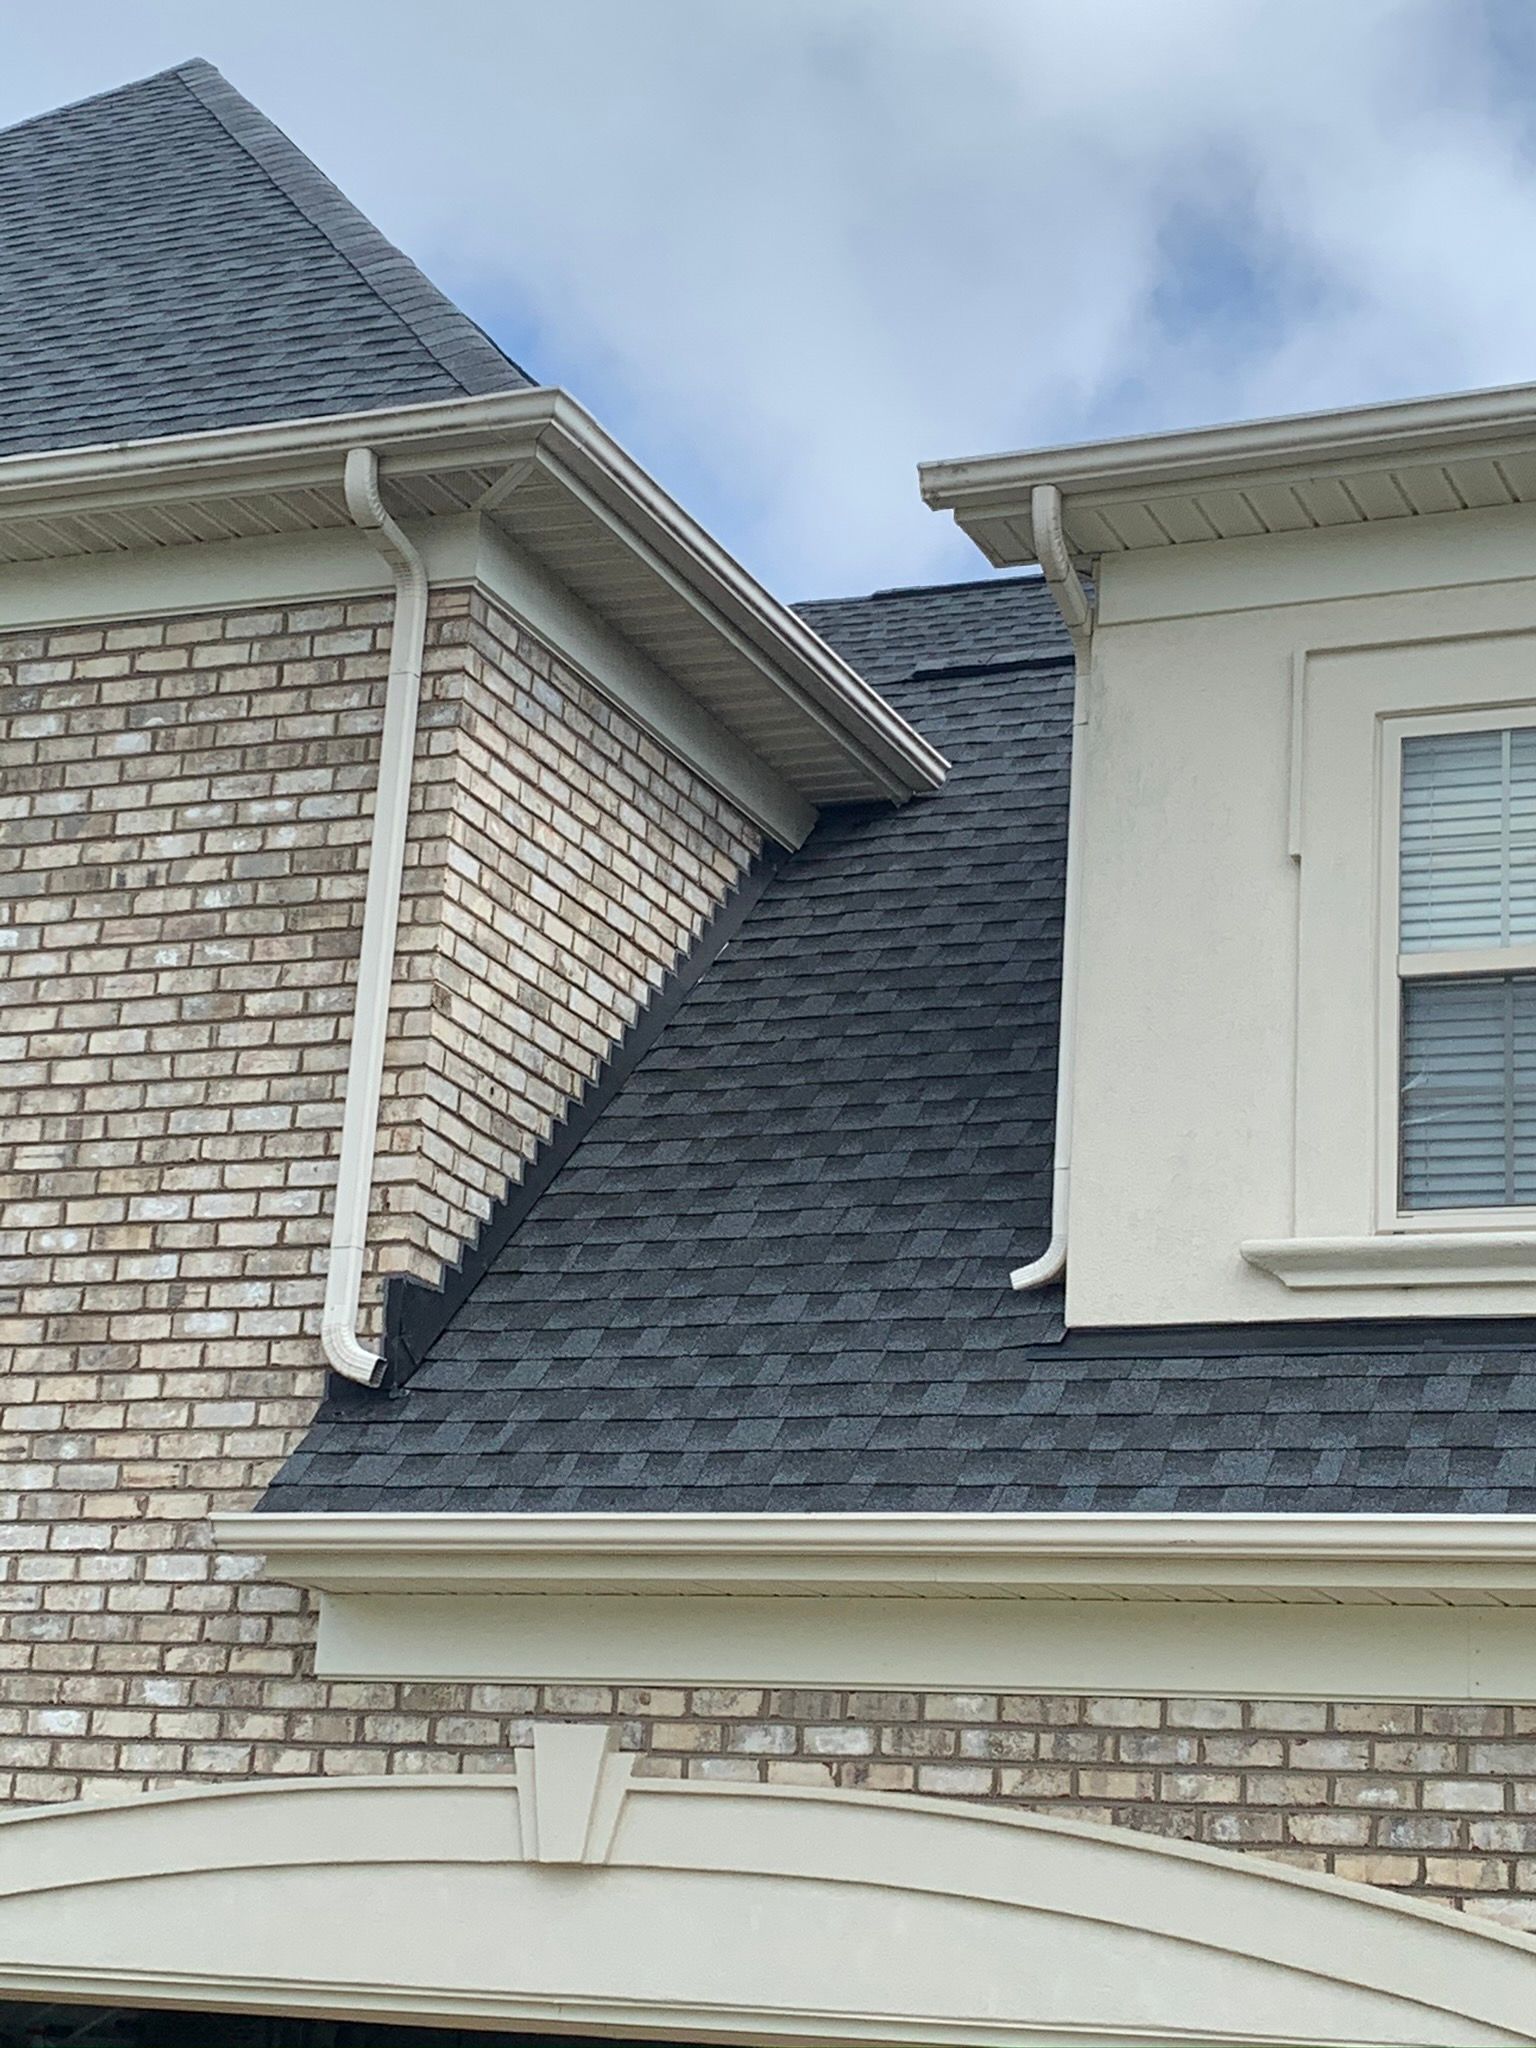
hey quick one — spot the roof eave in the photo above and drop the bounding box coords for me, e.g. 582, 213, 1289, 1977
920, 379, 1536, 568
215, 1508, 1536, 1601
0, 390, 947, 803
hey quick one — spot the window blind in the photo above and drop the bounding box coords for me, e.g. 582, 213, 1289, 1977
1401, 973, 1536, 1208
1400, 726, 1536, 952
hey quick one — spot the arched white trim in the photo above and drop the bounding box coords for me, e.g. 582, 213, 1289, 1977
0, 1730, 1533, 2047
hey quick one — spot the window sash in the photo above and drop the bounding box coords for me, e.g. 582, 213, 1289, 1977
1400, 726, 1536, 953
1396, 724, 1536, 1215
1400, 972, 1536, 1210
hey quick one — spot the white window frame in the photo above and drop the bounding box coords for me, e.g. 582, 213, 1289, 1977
1241, 626, 1536, 1295
1374, 703, 1536, 1234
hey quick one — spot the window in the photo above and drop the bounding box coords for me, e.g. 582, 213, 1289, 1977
1240, 630, 1536, 1300
1397, 724, 1536, 1212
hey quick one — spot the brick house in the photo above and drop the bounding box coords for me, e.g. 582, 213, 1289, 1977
6, 53, 1536, 2048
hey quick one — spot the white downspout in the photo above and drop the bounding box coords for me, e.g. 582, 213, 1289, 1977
320, 447, 429, 1384
1011, 483, 1094, 1292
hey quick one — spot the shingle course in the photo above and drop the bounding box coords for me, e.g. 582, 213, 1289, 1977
0, 58, 530, 458
264, 569, 1536, 1514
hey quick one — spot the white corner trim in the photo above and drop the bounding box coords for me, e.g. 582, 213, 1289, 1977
215, 1509, 1536, 1598
1241, 1231, 1536, 1288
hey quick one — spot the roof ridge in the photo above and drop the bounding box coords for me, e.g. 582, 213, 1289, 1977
172, 59, 532, 397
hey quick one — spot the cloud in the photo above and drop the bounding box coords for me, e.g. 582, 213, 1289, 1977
4, 1, 1536, 594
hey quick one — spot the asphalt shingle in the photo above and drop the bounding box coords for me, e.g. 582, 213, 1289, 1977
0, 59, 530, 458
262, 574, 1536, 1515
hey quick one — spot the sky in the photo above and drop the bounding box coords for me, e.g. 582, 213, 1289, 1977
5, 1, 1536, 599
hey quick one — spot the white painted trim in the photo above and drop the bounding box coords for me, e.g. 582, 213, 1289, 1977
0, 516, 477, 628
1099, 501, 1536, 626
315, 1588, 1536, 1702
1285, 630, 1536, 1310
0, 386, 946, 799
472, 520, 815, 847
1242, 1230, 1536, 1287
921, 376, 1536, 520
0, 1771, 1530, 2044
1376, 705, 1536, 1235
0, 513, 813, 848
216, 1509, 1536, 1596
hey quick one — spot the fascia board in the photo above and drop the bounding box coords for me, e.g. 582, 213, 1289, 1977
215, 1509, 1536, 1598
313, 1589, 1536, 1701
0, 390, 946, 801
535, 403, 949, 797
0, 389, 558, 509
920, 379, 1536, 518
472, 520, 817, 849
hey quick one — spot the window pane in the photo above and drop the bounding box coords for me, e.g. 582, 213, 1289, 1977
1400, 726, 1536, 951
1401, 973, 1536, 1208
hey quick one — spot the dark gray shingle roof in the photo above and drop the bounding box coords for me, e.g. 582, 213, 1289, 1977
264, 574, 1536, 1515
0, 59, 531, 457
796, 574, 1064, 684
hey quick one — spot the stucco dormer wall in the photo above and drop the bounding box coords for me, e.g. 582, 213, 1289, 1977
1065, 500, 1536, 1326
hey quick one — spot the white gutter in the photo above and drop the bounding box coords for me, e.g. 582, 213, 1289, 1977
1011, 484, 1092, 1292
215, 1508, 1536, 1598
0, 388, 946, 802
917, 374, 1536, 516
319, 448, 429, 1386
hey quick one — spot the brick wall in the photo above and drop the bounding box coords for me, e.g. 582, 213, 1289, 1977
8, 578, 1536, 1937
0, 582, 758, 1798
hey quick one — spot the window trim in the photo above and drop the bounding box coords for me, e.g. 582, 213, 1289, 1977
1374, 704, 1536, 1234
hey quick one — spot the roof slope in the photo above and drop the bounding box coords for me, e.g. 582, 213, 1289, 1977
0, 59, 530, 457
266, 574, 1536, 1515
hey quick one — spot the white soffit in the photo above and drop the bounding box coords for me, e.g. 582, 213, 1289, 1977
920, 378, 1536, 569
0, 390, 946, 809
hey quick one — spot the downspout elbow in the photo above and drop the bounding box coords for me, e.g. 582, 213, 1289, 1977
320, 448, 430, 1386
1009, 1171, 1068, 1291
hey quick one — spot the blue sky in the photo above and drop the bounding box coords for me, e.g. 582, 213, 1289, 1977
5, 2, 1536, 597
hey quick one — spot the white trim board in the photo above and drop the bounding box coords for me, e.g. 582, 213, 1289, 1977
2, 1769, 1529, 2044
219, 1509, 1536, 1597
0, 385, 947, 806
920, 376, 1536, 572
472, 519, 815, 847
222, 1513, 1536, 1701
0, 513, 815, 849
314, 1589, 1536, 1702
0, 515, 478, 628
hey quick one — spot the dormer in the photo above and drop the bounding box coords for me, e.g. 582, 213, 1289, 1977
924, 384, 1536, 1327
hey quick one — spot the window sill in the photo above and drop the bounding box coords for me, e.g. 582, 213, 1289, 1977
1240, 1231, 1536, 1289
